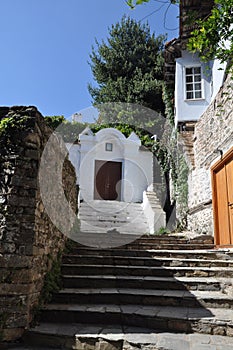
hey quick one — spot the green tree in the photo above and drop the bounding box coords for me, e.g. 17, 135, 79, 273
127, 0, 233, 68
126, 0, 149, 8
187, 0, 233, 68
44, 115, 66, 130
44, 116, 87, 143
88, 16, 165, 124
126, 0, 177, 9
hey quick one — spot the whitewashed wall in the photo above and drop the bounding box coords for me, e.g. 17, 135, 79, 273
67, 128, 153, 203
66, 143, 80, 184
175, 51, 226, 125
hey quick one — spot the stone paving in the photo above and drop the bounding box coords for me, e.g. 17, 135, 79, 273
7, 324, 233, 349
7, 235, 233, 349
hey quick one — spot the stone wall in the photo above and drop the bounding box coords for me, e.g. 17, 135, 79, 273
187, 74, 233, 234
0, 106, 77, 341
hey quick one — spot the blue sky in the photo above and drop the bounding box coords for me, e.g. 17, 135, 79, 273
0, 0, 178, 122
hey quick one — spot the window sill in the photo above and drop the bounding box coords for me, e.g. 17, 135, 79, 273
184, 98, 205, 102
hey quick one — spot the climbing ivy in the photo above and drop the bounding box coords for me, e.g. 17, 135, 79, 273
187, 0, 233, 70
127, 0, 233, 70
162, 84, 175, 126
0, 115, 31, 138
44, 116, 188, 227
44, 116, 88, 143
175, 152, 189, 228
0, 312, 8, 341
44, 115, 66, 130
39, 252, 63, 305
91, 122, 155, 150
126, 0, 178, 9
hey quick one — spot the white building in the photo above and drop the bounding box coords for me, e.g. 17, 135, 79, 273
175, 51, 226, 126
67, 127, 153, 204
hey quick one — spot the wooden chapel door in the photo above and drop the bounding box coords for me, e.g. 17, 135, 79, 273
94, 160, 122, 201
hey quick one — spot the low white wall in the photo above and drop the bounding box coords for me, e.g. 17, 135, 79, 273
66, 143, 80, 185
142, 191, 166, 234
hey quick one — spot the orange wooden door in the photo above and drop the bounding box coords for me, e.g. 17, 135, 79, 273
226, 158, 233, 243
212, 147, 233, 246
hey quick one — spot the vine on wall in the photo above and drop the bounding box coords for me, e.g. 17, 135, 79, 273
44, 110, 189, 228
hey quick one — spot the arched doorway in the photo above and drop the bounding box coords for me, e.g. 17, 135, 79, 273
94, 160, 122, 201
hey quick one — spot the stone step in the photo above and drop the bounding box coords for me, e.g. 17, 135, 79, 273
80, 200, 143, 210
79, 209, 146, 218
68, 233, 144, 249
62, 274, 223, 291
53, 288, 233, 309
70, 235, 214, 246
62, 254, 233, 268
67, 247, 233, 259
78, 224, 149, 237
61, 263, 233, 278
79, 209, 148, 219
122, 243, 215, 250
66, 234, 215, 250
39, 304, 233, 337
130, 237, 214, 245
125, 236, 215, 245
69, 241, 215, 250
78, 201, 150, 235
135, 234, 213, 241
24, 323, 233, 350
22, 235, 233, 348
79, 222, 149, 231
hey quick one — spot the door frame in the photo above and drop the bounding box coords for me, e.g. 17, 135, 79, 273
211, 146, 233, 246
94, 160, 123, 201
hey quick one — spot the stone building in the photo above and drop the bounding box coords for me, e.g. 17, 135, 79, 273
165, 1, 233, 244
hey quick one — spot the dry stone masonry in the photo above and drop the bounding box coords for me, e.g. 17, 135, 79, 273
187, 73, 233, 234
0, 106, 77, 341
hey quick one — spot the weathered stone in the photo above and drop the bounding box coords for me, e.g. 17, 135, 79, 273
0, 106, 77, 341
75, 338, 97, 350
24, 149, 40, 160
123, 341, 143, 350
226, 326, 233, 337
168, 319, 190, 333
187, 74, 233, 234
97, 339, 122, 350
191, 322, 212, 335
1, 327, 24, 342
212, 326, 226, 336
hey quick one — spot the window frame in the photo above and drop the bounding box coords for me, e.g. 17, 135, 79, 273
184, 65, 205, 101
105, 142, 113, 152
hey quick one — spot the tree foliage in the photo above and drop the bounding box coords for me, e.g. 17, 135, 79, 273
126, 0, 178, 9
188, 0, 233, 67
126, 0, 149, 8
44, 115, 66, 130
127, 0, 233, 68
88, 16, 166, 123
44, 116, 87, 142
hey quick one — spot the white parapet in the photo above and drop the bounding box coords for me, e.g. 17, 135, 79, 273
142, 191, 166, 234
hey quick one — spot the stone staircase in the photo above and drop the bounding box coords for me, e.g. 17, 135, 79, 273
22, 235, 233, 349
77, 200, 150, 235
